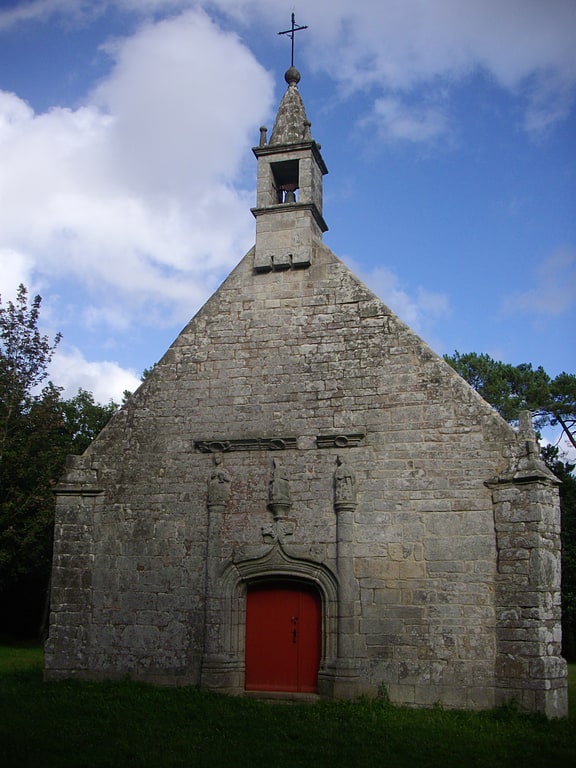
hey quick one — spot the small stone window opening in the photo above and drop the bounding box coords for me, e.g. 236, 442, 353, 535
272, 159, 299, 204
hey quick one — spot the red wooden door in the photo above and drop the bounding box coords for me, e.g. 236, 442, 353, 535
245, 582, 321, 693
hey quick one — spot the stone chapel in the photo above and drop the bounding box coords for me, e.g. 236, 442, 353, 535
44, 64, 568, 717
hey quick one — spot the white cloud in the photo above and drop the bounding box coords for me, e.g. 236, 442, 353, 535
204, 0, 576, 138
0, 248, 36, 300
91, 10, 269, 196
0, 9, 274, 330
49, 345, 141, 403
0, 1, 67, 30
502, 249, 576, 317
2, 1, 573, 144
0, 0, 108, 30
368, 96, 448, 143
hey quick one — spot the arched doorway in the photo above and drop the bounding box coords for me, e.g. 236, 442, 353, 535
245, 581, 321, 693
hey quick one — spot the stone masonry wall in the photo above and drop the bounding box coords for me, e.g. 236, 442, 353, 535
45, 242, 565, 713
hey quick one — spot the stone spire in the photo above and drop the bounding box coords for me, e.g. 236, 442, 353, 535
251, 67, 328, 272
269, 67, 313, 145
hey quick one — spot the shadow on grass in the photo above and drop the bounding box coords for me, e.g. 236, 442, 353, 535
1, 647, 574, 768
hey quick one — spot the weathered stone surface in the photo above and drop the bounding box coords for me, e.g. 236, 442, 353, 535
44, 67, 567, 718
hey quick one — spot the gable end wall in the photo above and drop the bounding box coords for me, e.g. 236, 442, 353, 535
44, 244, 566, 715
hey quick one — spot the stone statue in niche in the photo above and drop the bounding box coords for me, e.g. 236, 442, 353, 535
269, 458, 291, 505
334, 455, 357, 505
207, 454, 231, 506
268, 458, 292, 520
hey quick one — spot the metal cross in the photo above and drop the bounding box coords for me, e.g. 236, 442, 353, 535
278, 13, 308, 68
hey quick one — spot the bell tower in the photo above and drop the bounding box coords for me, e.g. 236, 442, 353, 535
252, 65, 328, 272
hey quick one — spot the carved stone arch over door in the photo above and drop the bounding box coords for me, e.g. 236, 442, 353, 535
208, 544, 338, 696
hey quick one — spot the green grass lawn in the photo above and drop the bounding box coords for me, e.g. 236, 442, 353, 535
0, 645, 574, 768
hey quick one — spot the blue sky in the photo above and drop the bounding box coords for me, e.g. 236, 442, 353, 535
0, 1, 575, 445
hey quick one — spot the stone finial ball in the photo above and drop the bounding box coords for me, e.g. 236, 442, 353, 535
285, 66, 301, 85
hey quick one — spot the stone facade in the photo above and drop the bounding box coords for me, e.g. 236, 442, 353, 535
44, 67, 568, 717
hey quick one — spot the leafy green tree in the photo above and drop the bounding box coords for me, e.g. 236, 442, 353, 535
60, 389, 118, 455
0, 287, 63, 637
0, 285, 62, 466
445, 350, 576, 659
0, 286, 117, 638
444, 351, 576, 450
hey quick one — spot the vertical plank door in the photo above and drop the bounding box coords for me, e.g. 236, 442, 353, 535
245, 582, 321, 692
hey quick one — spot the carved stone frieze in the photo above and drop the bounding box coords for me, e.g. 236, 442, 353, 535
317, 433, 365, 449
195, 436, 298, 453
195, 433, 365, 452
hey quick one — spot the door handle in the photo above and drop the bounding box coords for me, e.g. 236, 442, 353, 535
291, 616, 298, 643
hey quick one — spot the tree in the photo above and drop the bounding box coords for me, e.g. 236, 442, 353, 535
0, 286, 63, 637
444, 351, 576, 450
445, 350, 576, 659
60, 388, 118, 455
0, 285, 62, 466
0, 286, 117, 638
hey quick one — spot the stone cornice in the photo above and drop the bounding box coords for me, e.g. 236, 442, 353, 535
250, 202, 328, 233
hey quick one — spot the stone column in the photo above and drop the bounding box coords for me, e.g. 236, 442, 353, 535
487, 412, 568, 717
200, 456, 241, 691
331, 456, 361, 697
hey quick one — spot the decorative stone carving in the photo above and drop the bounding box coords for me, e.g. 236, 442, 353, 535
334, 455, 357, 508
317, 433, 365, 449
261, 519, 296, 543
261, 522, 275, 541
268, 458, 292, 520
207, 455, 231, 506
487, 410, 558, 486
195, 436, 297, 453
196, 433, 365, 452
